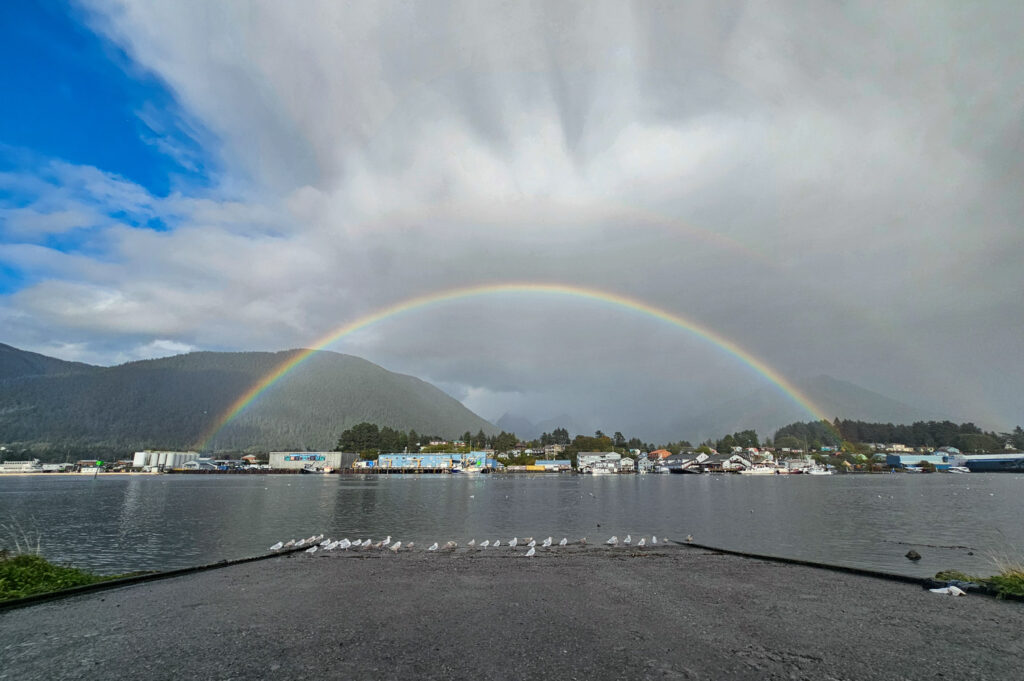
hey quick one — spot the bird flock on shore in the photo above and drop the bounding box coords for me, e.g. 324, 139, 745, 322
268, 533, 667, 556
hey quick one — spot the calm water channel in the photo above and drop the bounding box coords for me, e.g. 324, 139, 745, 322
2, 473, 1022, 577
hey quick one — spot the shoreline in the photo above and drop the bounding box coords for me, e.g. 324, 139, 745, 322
3, 546, 1022, 680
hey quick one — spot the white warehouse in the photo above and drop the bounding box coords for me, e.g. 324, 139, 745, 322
133, 451, 200, 470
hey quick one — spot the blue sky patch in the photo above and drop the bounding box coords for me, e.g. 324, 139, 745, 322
0, 0, 216, 198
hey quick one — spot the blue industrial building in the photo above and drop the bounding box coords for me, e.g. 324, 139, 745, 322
885, 453, 955, 470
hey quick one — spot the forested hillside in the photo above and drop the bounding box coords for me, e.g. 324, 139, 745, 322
0, 345, 497, 458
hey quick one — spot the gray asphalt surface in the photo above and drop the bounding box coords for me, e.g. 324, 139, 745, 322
2, 544, 1022, 680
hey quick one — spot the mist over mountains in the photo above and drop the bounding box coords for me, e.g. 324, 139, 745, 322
668, 375, 945, 444
1, 342, 951, 457
0, 344, 496, 455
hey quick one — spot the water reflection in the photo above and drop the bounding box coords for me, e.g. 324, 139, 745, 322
1, 473, 1021, 576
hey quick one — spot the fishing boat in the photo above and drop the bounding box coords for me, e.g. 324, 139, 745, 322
806, 466, 833, 476
739, 465, 778, 475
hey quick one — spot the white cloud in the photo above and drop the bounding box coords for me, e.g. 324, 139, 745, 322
1, 1, 1021, 433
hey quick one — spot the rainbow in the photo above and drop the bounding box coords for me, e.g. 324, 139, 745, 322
195, 282, 834, 450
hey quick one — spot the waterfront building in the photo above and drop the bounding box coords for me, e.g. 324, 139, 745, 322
577, 452, 622, 473
885, 453, 953, 470
269, 451, 358, 470
532, 459, 572, 472
0, 458, 43, 473
133, 451, 200, 470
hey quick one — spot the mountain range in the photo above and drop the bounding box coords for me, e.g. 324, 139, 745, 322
0, 343, 497, 456
1, 342, 950, 458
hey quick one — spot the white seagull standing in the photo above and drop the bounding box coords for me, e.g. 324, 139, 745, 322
305, 545, 318, 553
338, 538, 351, 550
269, 541, 284, 551
493, 539, 501, 547
652, 536, 658, 545
606, 536, 618, 546
525, 547, 536, 557
541, 537, 552, 547
389, 541, 402, 553
509, 537, 518, 548
623, 534, 632, 545
637, 538, 646, 547
527, 539, 536, 548
428, 542, 439, 551
558, 538, 568, 546
480, 540, 490, 548
468, 539, 476, 547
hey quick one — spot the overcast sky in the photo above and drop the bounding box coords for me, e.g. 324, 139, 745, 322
1, 1, 1021, 435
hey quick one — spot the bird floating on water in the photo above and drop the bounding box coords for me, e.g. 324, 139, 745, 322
269, 541, 284, 551
428, 542, 439, 551
389, 541, 402, 553
480, 540, 490, 548
525, 547, 536, 557
637, 538, 646, 547
606, 536, 618, 545
558, 538, 567, 546
624, 534, 632, 545
542, 537, 552, 547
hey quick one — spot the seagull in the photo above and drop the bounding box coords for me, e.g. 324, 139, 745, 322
624, 534, 632, 545
295, 538, 307, 548
606, 536, 618, 545
480, 540, 490, 548
542, 537, 552, 547
372, 541, 384, 549
284, 539, 296, 548
637, 538, 646, 547
444, 541, 457, 550
389, 541, 402, 553
468, 539, 476, 547
525, 547, 536, 557
269, 541, 284, 551
381, 536, 392, 549
407, 542, 415, 550
686, 534, 694, 543
510, 537, 518, 548
319, 538, 331, 547
651, 535, 658, 544
493, 539, 501, 547
527, 539, 536, 548
361, 539, 372, 547
428, 542, 439, 551
338, 538, 351, 550
579, 538, 587, 545
305, 545, 318, 553
558, 538, 567, 546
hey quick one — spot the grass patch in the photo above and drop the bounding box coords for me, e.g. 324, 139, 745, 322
935, 566, 1024, 600
0, 553, 125, 601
